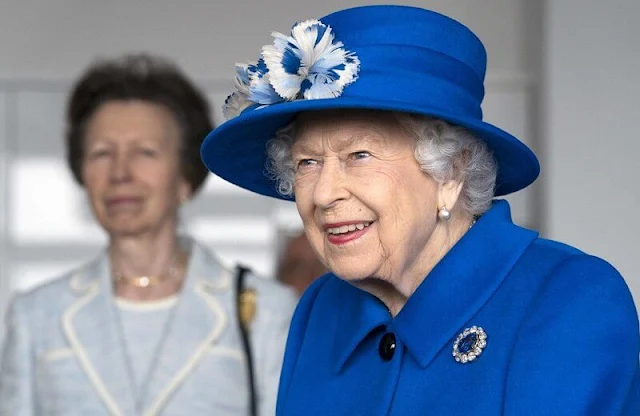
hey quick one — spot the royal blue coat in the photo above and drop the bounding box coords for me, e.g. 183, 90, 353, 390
276, 200, 640, 415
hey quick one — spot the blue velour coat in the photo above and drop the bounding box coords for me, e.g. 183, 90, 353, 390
276, 200, 640, 415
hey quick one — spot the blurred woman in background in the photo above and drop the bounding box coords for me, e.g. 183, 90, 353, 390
0, 53, 297, 416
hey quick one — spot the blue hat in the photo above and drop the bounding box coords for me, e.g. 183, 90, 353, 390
201, 5, 539, 200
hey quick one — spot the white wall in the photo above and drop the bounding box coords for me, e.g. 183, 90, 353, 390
0, 0, 531, 80
543, 0, 640, 305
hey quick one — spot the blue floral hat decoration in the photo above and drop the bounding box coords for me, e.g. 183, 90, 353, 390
201, 5, 540, 200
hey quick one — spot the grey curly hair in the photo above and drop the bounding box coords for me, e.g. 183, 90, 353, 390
265, 112, 497, 216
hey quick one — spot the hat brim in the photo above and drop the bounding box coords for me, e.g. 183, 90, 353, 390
201, 96, 539, 201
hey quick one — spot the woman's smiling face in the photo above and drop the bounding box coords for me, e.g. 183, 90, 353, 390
291, 110, 444, 287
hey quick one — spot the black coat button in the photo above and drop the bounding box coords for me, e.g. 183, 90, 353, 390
379, 332, 396, 361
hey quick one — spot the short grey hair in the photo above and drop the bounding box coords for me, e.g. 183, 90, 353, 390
265, 112, 497, 216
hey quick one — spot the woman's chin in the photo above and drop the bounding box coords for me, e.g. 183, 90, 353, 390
330, 266, 374, 283
105, 223, 148, 239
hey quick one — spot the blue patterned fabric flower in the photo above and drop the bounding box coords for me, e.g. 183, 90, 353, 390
222, 63, 253, 120
247, 59, 281, 105
222, 19, 360, 120
222, 60, 282, 119
262, 19, 360, 101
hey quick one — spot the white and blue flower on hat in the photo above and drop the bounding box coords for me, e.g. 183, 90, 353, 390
222, 19, 360, 120
221, 64, 253, 120
263, 19, 360, 100
222, 59, 281, 119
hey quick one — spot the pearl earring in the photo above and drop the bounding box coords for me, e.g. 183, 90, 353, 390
438, 206, 451, 221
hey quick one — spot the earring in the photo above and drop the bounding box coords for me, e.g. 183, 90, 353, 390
438, 206, 451, 221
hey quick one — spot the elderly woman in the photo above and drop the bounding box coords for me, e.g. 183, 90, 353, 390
0, 54, 297, 415
200, 5, 640, 415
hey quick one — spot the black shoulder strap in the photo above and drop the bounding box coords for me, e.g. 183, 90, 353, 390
235, 264, 258, 416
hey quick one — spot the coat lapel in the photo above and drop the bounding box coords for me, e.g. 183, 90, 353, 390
330, 200, 540, 373
61, 253, 136, 416
392, 200, 538, 368
140, 240, 232, 416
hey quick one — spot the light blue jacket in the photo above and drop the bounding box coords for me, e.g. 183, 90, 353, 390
0, 238, 298, 415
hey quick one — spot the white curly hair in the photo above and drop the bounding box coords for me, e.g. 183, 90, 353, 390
265, 112, 497, 216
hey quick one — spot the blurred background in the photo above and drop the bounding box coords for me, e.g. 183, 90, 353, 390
0, 0, 638, 338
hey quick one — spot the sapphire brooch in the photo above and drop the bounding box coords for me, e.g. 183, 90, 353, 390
452, 326, 487, 364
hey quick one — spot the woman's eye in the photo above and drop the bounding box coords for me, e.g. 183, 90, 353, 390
296, 159, 318, 168
351, 151, 371, 160
87, 149, 110, 159
139, 148, 158, 157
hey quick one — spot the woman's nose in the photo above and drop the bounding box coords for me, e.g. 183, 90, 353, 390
312, 162, 349, 208
109, 152, 132, 182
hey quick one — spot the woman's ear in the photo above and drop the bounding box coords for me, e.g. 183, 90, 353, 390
178, 180, 192, 205
437, 179, 464, 212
